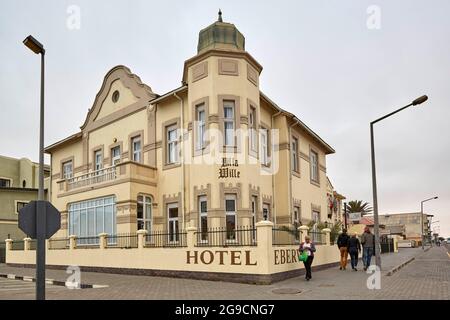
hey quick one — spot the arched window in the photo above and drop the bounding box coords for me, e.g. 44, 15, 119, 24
22, 180, 26, 188
137, 195, 152, 231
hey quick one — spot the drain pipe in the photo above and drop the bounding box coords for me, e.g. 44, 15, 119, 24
174, 93, 185, 230
271, 111, 282, 226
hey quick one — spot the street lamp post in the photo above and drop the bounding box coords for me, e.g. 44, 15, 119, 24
23, 35, 46, 300
421, 197, 438, 250
370, 95, 428, 270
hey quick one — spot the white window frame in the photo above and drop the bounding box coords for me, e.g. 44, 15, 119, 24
111, 146, 121, 166
132, 136, 142, 162
167, 125, 178, 164
249, 107, 257, 152
0, 177, 12, 188
292, 137, 298, 172
167, 203, 179, 243
62, 161, 73, 180
223, 101, 235, 147
137, 195, 152, 232
15, 200, 29, 214
310, 150, 319, 182
68, 196, 116, 245
225, 194, 237, 242
198, 196, 208, 243
94, 150, 103, 171
196, 104, 206, 150
260, 128, 269, 166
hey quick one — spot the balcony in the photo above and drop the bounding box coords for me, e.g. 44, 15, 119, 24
57, 161, 157, 195
67, 166, 117, 191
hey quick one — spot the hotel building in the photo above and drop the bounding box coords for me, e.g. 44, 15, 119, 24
44, 12, 337, 242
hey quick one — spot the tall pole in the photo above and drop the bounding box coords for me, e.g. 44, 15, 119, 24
36, 51, 46, 300
421, 202, 424, 250
370, 123, 381, 269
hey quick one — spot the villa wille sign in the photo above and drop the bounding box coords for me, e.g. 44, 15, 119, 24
218, 158, 241, 179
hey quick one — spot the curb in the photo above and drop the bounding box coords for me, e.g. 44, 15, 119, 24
386, 257, 415, 276
0, 273, 108, 289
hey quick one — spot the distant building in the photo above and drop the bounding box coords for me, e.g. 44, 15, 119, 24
378, 212, 433, 244
0, 155, 50, 241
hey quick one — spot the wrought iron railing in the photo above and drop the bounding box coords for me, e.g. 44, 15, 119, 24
11, 240, 24, 251
48, 237, 70, 250
272, 226, 299, 245
195, 226, 257, 247
66, 166, 117, 190
144, 230, 187, 248
107, 233, 138, 248
76, 236, 100, 248
308, 231, 325, 245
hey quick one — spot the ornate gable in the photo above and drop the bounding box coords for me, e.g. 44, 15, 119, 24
80, 65, 156, 131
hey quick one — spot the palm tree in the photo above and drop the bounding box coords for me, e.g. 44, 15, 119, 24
345, 200, 373, 215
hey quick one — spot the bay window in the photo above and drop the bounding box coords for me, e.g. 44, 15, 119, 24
68, 196, 116, 245
224, 101, 235, 146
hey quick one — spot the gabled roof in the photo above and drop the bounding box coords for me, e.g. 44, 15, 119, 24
260, 91, 335, 154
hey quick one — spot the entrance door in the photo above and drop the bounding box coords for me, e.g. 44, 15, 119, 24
168, 203, 179, 243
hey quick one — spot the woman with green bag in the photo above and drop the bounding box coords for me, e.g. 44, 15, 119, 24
299, 235, 316, 281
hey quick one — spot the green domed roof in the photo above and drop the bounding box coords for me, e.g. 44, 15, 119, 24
197, 10, 245, 53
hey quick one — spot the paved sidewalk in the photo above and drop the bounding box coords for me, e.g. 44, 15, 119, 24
0, 247, 443, 300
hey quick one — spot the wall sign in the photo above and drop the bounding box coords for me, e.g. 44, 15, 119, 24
218, 158, 241, 179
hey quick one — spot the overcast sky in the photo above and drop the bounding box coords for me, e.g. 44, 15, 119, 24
1, 0, 449, 237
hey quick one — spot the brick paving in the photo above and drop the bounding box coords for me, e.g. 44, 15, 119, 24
0, 246, 447, 300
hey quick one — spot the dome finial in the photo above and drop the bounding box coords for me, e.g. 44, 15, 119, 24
218, 9, 223, 22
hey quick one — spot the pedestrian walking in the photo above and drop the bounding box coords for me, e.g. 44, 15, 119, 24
360, 226, 375, 271
336, 228, 350, 270
299, 235, 316, 281
348, 232, 361, 271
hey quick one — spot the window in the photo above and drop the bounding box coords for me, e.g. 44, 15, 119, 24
167, 125, 178, 164
16, 201, 28, 214
293, 206, 300, 241
0, 178, 11, 188
68, 196, 116, 245
251, 196, 257, 241
132, 136, 142, 162
199, 196, 208, 241
94, 150, 103, 171
263, 203, 270, 221
310, 150, 319, 182
111, 146, 121, 165
225, 195, 237, 241
223, 101, 235, 146
137, 195, 152, 231
168, 203, 179, 243
292, 137, 299, 172
62, 161, 73, 179
196, 104, 206, 150
249, 107, 257, 152
260, 128, 269, 166
112, 90, 120, 103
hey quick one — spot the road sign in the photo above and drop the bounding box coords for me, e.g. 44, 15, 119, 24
18, 200, 61, 239
348, 212, 362, 222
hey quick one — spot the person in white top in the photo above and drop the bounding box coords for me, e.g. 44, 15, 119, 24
299, 235, 317, 281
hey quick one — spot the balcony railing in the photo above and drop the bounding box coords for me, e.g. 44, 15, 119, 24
66, 166, 117, 191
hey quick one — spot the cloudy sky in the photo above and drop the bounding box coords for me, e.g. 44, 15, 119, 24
1, 0, 449, 237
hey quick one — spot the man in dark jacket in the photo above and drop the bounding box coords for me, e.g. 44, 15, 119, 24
361, 227, 376, 271
348, 232, 362, 271
336, 229, 350, 270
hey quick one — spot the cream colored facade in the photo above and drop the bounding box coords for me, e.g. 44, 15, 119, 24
45, 15, 336, 240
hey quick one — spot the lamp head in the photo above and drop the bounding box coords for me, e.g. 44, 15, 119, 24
23, 35, 45, 54
412, 95, 428, 106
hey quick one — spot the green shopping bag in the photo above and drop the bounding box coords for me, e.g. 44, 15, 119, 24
298, 250, 308, 262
